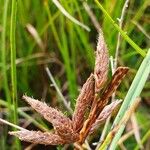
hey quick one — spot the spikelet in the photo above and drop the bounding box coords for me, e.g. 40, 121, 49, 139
9, 130, 66, 145
100, 67, 129, 101
72, 74, 94, 132
96, 67, 129, 113
22, 95, 79, 142
90, 100, 122, 132
94, 33, 109, 93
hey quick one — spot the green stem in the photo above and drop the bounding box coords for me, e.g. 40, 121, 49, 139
10, 0, 18, 124
94, 0, 146, 57
1, 0, 11, 114
10, 0, 20, 148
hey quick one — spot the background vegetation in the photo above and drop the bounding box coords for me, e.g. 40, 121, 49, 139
0, 0, 150, 149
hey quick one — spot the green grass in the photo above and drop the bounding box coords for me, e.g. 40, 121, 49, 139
10, 0, 21, 149
0, 0, 150, 149
1, 0, 11, 114
1, 1, 11, 149
10, 0, 18, 125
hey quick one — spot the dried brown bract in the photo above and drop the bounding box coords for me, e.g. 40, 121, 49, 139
10, 33, 129, 148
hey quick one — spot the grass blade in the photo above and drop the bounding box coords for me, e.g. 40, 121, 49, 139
10, 0, 20, 149
98, 98, 140, 150
10, 0, 18, 125
109, 49, 150, 149
1, 0, 11, 112
94, 0, 146, 57
52, 0, 90, 31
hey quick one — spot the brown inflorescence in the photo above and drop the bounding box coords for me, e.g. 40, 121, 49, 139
9, 32, 129, 148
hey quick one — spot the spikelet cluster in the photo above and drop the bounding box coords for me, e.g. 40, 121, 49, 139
10, 32, 128, 147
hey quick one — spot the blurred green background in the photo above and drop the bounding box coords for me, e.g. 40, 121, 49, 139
0, 0, 150, 149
